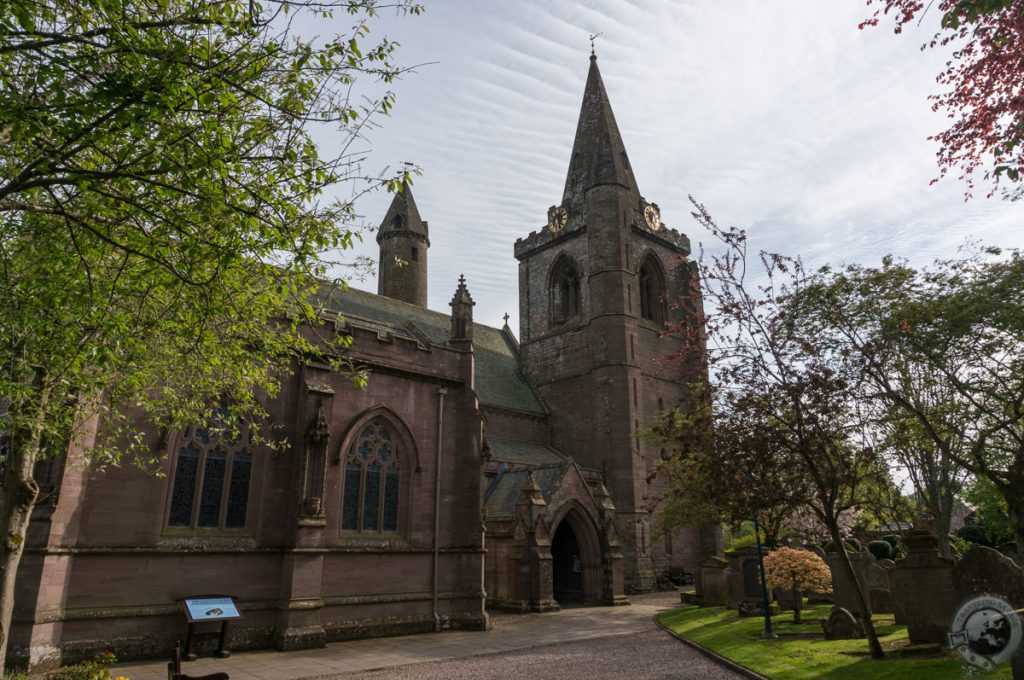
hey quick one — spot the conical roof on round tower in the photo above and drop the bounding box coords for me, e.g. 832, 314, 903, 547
376, 181, 429, 245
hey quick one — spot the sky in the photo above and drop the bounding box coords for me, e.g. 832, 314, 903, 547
319, 0, 1023, 332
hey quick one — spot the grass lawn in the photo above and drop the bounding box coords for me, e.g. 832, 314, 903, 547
659, 602, 1013, 679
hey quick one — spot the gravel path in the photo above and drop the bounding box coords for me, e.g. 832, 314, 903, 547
308, 592, 744, 680
114, 590, 745, 680
314, 630, 742, 680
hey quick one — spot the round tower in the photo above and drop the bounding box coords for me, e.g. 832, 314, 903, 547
377, 181, 429, 307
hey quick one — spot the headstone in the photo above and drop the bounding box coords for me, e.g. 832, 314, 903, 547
952, 546, 1024, 679
953, 545, 1024, 604
804, 543, 827, 560
726, 547, 770, 611
822, 607, 862, 640
827, 549, 875, 614
775, 587, 800, 610
738, 599, 778, 617
865, 559, 893, 614
697, 556, 729, 606
889, 529, 957, 644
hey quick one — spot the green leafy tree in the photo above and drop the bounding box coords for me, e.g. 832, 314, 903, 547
666, 199, 889, 659
648, 385, 810, 548
804, 249, 1024, 565
0, 0, 420, 668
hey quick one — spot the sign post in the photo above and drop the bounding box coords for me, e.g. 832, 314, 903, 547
180, 596, 242, 661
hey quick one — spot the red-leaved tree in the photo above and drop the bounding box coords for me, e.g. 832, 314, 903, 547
863, 0, 1024, 199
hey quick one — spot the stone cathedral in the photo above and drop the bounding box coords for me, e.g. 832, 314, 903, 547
9, 54, 717, 670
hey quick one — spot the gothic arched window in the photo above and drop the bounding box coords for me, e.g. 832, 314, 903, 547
341, 419, 400, 532
639, 256, 667, 325
168, 421, 253, 529
392, 214, 404, 230
549, 256, 582, 327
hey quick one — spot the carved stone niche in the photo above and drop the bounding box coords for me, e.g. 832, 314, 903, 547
299, 399, 331, 525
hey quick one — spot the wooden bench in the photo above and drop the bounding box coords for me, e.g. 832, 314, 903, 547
167, 642, 230, 680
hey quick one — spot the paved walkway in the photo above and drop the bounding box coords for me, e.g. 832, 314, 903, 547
113, 592, 735, 680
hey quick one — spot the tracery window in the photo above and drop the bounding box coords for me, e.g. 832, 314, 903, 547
341, 420, 400, 532
549, 256, 582, 326
168, 421, 252, 529
639, 256, 666, 325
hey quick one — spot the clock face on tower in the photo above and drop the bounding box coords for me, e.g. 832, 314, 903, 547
547, 205, 569, 233
643, 204, 661, 231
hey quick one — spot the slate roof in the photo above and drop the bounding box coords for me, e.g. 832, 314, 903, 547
318, 285, 545, 415
377, 180, 429, 242
487, 437, 565, 466
483, 465, 565, 519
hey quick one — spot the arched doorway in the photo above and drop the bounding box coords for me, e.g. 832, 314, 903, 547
551, 520, 584, 603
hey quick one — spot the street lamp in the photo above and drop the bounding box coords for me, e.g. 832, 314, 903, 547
752, 511, 777, 639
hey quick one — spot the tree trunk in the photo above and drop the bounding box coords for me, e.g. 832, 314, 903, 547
935, 505, 953, 560
1008, 502, 1024, 568
792, 581, 801, 623
0, 438, 41, 672
827, 522, 883, 659
0, 376, 48, 672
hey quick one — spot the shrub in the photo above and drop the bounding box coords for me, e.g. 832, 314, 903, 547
957, 525, 991, 546
867, 540, 893, 561
763, 547, 832, 623
43, 652, 122, 680
725, 528, 767, 553
949, 536, 973, 558
822, 539, 858, 554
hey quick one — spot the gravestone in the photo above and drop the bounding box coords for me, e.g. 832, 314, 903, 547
726, 547, 770, 612
889, 529, 957, 644
954, 545, 1024, 602
827, 549, 875, 614
804, 544, 827, 560
697, 556, 729, 606
952, 546, 1024, 679
865, 558, 894, 614
776, 587, 799, 610
822, 607, 862, 640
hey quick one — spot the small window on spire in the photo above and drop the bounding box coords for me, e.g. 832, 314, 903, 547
620, 151, 629, 169
392, 215, 404, 230
572, 152, 582, 171
411, 247, 418, 262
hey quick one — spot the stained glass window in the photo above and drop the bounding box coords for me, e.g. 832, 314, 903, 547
341, 419, 401, 533
167, 418, 253, 530
225, 451, 252, 528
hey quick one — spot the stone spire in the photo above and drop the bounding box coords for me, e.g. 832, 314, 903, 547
449, 274, 475, 345
377, 181, 429, 307
561, 54, 640, 216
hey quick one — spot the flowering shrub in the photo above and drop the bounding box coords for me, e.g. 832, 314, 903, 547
763, 547, 832, 622
43, 651, 125, 680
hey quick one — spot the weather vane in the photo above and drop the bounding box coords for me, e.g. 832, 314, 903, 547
588, 32, 602, 56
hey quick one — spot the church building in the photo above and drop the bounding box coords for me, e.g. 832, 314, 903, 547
9, 54, 717, 670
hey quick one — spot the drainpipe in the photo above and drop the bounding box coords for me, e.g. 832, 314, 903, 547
433, 387, 447, 632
